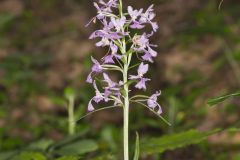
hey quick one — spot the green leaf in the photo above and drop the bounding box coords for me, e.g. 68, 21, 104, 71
12, 152, 46, 160
133, 132, 140, 160
55, 140, 98, 156
208, 91, 240, 106
56, 156, 80, 160
141, 129, 220, 154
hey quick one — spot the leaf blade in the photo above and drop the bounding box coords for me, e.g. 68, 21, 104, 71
133, 132, 140, 160
141, 129, 221, 154
208, 91, 240, 106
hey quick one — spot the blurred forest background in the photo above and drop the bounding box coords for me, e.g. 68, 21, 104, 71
0, 0, 240, 159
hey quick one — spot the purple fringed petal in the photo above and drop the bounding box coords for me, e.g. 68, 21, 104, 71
86, 72, 93, 83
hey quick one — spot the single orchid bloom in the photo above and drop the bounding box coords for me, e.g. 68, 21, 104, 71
147, 91, 162, 114
129, 62, 150, 90
86, 57, 103, 83
88, 81, 107, 111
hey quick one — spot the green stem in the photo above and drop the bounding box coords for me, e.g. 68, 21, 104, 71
119, 0, 129, 159
68, 96, 75, 135
123, 62, 129, 160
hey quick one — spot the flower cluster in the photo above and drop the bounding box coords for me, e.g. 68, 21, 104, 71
86, 0, 162, 115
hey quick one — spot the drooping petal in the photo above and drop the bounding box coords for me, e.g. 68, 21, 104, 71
157, 104, 163, 114
93, 81, 105, 103
91, 57, 103, 73
86, 72, 93, 83
88, 99, 95, 111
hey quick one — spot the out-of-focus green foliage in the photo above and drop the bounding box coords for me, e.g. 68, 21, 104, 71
54, 140, 98, 156
12, 152, 47, 160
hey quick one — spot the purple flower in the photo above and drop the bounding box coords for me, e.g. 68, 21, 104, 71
135, 78, 150, 90
147, 91, 162, 114
96, 37, 111, 47
130, 21, 145, 29
103, 73, 121, 92
86, 57, 103, 83
90, 19, 121, 41
142, 52, 153, 63
91, 56, 103, 73
102, 73, 122, 102
111, 16, 126, 32
128, 5, 158, 32
103, 43, 122, 64
86, 0, 118, 27
129, 63, 150, 90
87, 102, 95, 112
128, 6, 145, 29
139, 5, 159, 32
128, 6, 143, 21
132, 33, 158, 63
132, 34, 149, 51
103, 54, 122, 64
90, 30, 122, 41
93, 81, 105, 103
99, 0, 118, 10
88, 81, 107, 111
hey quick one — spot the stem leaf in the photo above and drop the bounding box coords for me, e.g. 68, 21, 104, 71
133, 132, 140, 160
207, 91, 240, 106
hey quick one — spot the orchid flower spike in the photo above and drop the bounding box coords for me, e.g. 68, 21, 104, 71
86, 1, 163, 159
